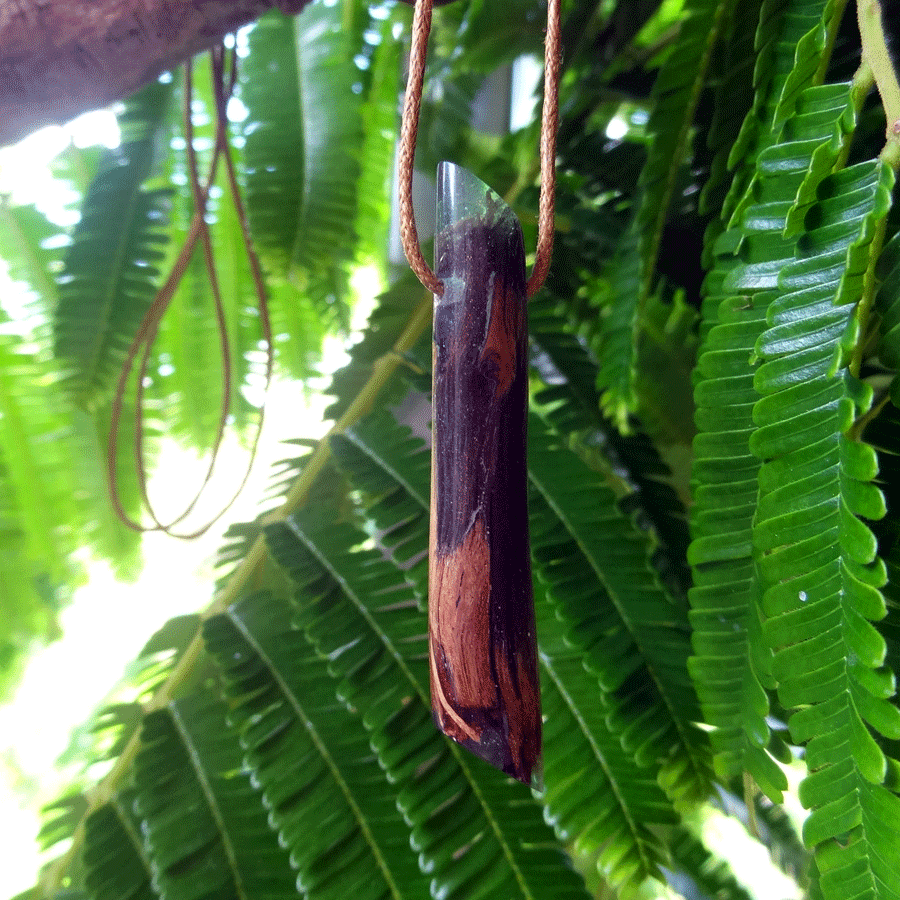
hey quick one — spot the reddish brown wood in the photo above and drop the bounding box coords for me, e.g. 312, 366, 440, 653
428, 163, 540, 784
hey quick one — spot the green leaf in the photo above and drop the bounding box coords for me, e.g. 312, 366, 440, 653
689, 79, 862, 795
874, 229, 900, 378
698, 1, 763, 219
131, 693, 296, 900
528, 415, 711, 801
530, 294, 692, 594
750, 158, 900, 898
331, 408, 690, 894
264, 507, 592, 900
356, 15, 403, 266
83, 792, 155, 900
241, 4, 362, 323
53, 80, 174, 408
537, 591, 677, 892
637, 0, 737, 289
11, 4, 900, 900
591, 223, 643, 428
0, 199, 60, 312
204, 593, 429, 900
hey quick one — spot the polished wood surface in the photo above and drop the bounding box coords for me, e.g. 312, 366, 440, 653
429, 170, 540, 784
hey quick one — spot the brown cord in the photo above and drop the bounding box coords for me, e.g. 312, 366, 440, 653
107, 91, 224, 535
107, 47, 274, 539
132, 52, 234, 534
398, 0, 443, 295
397, 0, 561, 298
526, 0, 560, 298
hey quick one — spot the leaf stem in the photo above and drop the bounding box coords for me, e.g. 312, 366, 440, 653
849, 178, 889, 379
834, 63, 877, 172
857, 0, 900, 165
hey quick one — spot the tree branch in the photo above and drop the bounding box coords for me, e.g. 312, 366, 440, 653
0, 0, 311, 147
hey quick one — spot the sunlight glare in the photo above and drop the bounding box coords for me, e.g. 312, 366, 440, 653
700, 808, 803, 900
605, 115, 628, 140
0, 108, 120, 231
67, 109, 120, 149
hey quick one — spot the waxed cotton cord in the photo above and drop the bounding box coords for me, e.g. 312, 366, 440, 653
107, 48, 274, 539
398, 0, 561, 298
527, 0, 560, 297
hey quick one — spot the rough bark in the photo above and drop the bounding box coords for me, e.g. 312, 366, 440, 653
0, 0, 311, 147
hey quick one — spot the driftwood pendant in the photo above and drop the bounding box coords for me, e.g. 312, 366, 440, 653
428, 162, 541, 784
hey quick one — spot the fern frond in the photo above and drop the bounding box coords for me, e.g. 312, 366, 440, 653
591, 223, 643, 429
0, 368, 141, 666
355, 16, 402, 267
241, 5, 362, 325
331, 408, 684, 894
324, 271, 429, 420
874, 229, 900, 392
0, 336, 91, 685
751, 158, 900, 900
530, 293, 604, 431
39, 795, 90, 854
633, 288, 699, 446
537, 588, 677, 893
689, 80, 861, 794
528, 415, 712, 801
82, 793, 154, 900
0, 200, 60, 318
878, 528, 900, 778
89, 704, 144, 765
330, 410, 431, 584
264, 509, 592, 900
592, 0, 735, 430
166, 61, 335, 395
698, 0, 763, 220
637, 0, 736, 288
772, 0, 845, 127
68, 407, 143, 574
431, 0, 544, 73
53, 81, 174, 408
204, 593, 429, 900
719, 0, 844, 228
530, 298, 693, 593
131, 693, 296, 900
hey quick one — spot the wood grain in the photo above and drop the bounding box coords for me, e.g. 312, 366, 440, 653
428, 178, 540, 784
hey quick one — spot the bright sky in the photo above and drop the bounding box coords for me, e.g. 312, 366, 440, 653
0, 110, 119, 210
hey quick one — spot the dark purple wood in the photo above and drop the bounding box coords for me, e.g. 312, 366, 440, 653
428, 165, 540, 784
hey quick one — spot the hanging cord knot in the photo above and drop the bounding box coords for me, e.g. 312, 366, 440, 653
398, 0, 561, 298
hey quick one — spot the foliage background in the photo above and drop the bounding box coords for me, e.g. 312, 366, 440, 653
2, 0, 900, 898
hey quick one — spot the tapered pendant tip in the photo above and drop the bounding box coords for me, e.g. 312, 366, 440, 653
433, 709, 540, 785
